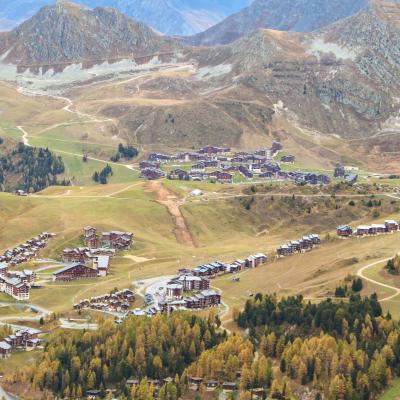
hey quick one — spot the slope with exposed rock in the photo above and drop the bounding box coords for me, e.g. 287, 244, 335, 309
0, 0, 399, 172
0, 1, 180, 72
186, 0, 369, 46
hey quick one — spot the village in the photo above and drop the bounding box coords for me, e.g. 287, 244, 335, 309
0, 232, 55, 266
140, 142, 358, 185
53, 227, 134, 281
139, 143, 357, 186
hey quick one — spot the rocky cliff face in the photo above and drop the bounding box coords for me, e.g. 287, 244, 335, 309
0, 1, 179, 69
186, 0, 369, 46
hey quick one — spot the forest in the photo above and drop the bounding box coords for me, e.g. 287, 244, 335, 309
0, 142, 69, 192
11, 313, 225, 399
6, 294, 400, 399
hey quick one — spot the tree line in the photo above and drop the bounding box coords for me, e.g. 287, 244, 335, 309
0, 143, 70, 192
236, 293, 400, 399
7, 293, 400, 399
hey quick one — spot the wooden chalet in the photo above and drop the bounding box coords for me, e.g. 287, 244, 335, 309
356, 226, 371, 236
199, 146, 230, 155
101, 231, 133, 249
188, 377, 203, 390
208, 170, 233, 184
386, 220, 399, 232
205, 380, 218, 391
175, 274, 210, 291
337, 225, 353, 237
169, 169, 189, 180
53, 263, 98, 282
166, 283, 184, 298
222, 382, 237, 393
140, 168, 165, 180
281, 155, 295, 163
0, 276, 30, 300
0, 341, 12, 359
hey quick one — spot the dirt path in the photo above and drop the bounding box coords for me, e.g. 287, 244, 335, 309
145, 181, 195, 247
357, 256, 400, 302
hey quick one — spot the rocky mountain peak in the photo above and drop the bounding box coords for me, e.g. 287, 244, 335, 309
0, 1, 179, 70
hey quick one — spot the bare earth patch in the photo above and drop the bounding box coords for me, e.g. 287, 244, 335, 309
124, 255, 154, 263
145, 181, 195, 247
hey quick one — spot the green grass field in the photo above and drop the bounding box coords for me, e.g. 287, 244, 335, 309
0, 181, 398, 320
380, 379, 400, 400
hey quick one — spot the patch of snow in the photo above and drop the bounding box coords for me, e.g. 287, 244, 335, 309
307, 38, 358, 61
0, 55, 184, 94
195, 64, 232, 80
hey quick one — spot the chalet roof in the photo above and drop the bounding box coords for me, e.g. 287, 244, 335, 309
53, 263, 88, 275
0, 341, 11, 350
201, 289, 218, 297
96, 256, 110, 269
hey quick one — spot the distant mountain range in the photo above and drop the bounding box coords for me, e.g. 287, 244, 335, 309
186, 0, 370, 45
0, 0, 251, 35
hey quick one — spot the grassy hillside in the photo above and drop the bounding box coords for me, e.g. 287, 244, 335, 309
0, 181, 398, 318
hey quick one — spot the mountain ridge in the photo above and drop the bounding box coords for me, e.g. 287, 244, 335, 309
186, 0, 370, 46
0, 0, 251, 36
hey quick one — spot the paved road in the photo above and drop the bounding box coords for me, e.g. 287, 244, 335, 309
59, 318, 98, 331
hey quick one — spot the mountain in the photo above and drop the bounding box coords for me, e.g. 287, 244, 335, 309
186, 0, 370, 46
0, 1, 179, 69
0, 0, 251, 35
77, 0, 400, 172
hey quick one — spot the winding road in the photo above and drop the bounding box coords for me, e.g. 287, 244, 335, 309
357, 256, 400, 302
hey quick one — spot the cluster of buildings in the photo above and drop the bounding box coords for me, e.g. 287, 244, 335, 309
53, 227, 134, 281
179, 253, 268, 279
0, 262, 36, 300
0, 328, 41, 359
134, 253, 268, 316
73, 289, 135, 313
0, 232, 55, 266
334, 164, 359, 184
277, 234, 321, 257
187, 376, 264, 398
83, 226, 133, 250
139, 143, 332, 185
337, 220, 399, 238
158, 289, 221, 313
